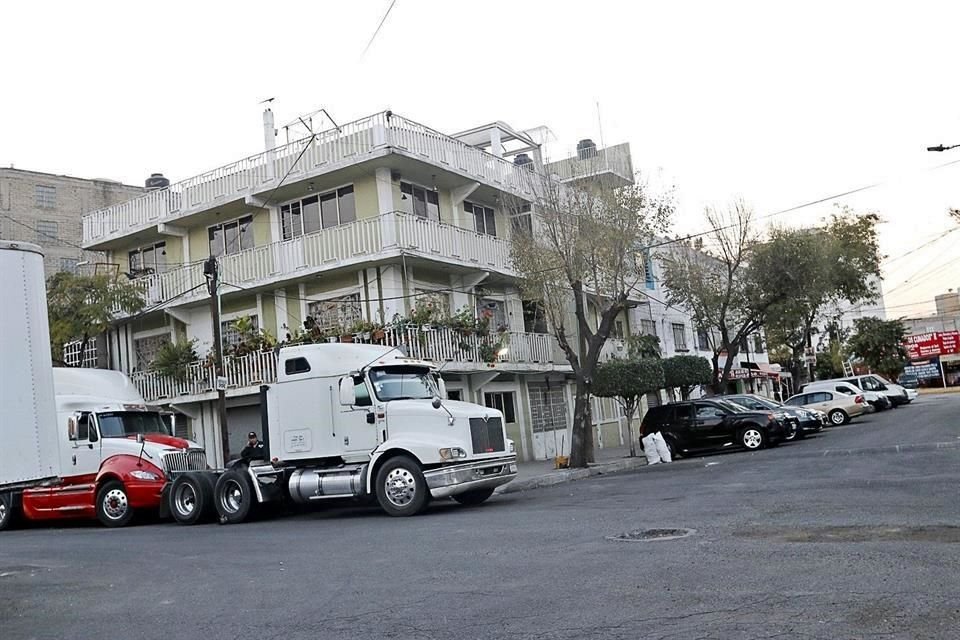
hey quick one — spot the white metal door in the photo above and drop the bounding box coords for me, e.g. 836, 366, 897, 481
529, 383, 568, 460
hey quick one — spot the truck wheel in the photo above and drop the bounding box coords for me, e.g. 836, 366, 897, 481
214, 470, 255, 524
452, 488, 495, 506
96, 480, 135, 528
375, 456, 429, 517
0, 492, 16, 531
170, 473, 215, 525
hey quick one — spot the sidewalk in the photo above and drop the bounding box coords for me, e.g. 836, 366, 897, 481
496, 446, 647, 495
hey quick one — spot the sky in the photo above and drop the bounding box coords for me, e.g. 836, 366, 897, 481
2, 0, 958, 317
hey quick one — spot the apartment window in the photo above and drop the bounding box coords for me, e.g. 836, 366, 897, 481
640, 319, 657, 337
281, 186, 356, 240
613, 320, 625, 340
465, 202, 497, 237
209, 216, 253, 257
510, 204, 532, 235
484, 392, 516, 424
696, 328, 710, 351
672, 323, 688, 351
528, 382, 567, 433
754, 334, 765, 353
739, 336, 749, 353
222, 315, 258, 349
128, 242, 167, 275
447, 389, 462, 401
134, 334, 171, 371
400, 182, 439, 222
308, 294, 361, 332
414, 289, 451, 317
35, 185, 56, 208
59, 258, 80, 274
477, 298, 507, 331
522, 300, 547, 333
644, 250, 655, 290
36, 220, 58, 243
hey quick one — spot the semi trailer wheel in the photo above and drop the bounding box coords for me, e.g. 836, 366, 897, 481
170, 472, 215, 525
214, 470, 256, 524
96, 480, 134, 528
375, 456, 429, 517
0, 492, 16, 531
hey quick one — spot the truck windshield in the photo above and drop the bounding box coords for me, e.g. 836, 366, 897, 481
368, 366, 438, 401
97, 412, 171, 438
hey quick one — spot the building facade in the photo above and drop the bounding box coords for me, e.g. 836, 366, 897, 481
0, 168, 144, 276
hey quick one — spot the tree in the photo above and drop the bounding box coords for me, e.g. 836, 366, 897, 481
660, 201, 788, 393
846, 317, 908, 381
758, 208, 881, 385
592, 358, 664, 457
46, 272, 145, 365
626, 333, 662, 359
661, 355, 713, 400
509, 173, 673, 468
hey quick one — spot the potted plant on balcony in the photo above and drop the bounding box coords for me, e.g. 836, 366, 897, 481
153, 338, 201, 395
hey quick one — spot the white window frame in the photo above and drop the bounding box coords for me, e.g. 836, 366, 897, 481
672, 323, 688, 351
465, 201, 497, 237
220, 313, 259, 350
400, 181, 440, 222
208, 215, 254, 257
128, 241, 167, 275
280, 183, 356, 240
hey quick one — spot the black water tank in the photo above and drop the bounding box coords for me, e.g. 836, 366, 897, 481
576, 139, 597, 160
145, 173, 170, 190
514, 153, 533, 168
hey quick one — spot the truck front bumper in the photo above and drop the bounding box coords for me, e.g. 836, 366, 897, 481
424, 456, 518, 499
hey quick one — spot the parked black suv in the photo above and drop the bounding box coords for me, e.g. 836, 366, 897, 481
640, 399, 789, 457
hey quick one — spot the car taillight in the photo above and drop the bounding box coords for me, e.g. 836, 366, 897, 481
854, 395, 864, 404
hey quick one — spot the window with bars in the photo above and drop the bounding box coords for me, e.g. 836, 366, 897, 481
465, 201, 497, 237
477, 298, 507, 331
528, 382, 567, 433
281, 186, 356, 240
36, 220, 58, 243
221, 315, 258, 350
414, 289, 451, 317
209, 216, 253, 257
400, 182, 440, 221
613, 320, 625, 340
307, 294, 362, 332
35, 184, 56, 208
640, 319, 657, 337
697, 328, 711, 351
672, 323, 688, 351
134, 334, 171, 371
59, 258, 80, 274
128, 242, 167, 275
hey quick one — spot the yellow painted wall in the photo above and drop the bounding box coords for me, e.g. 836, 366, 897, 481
131, 312, 168, 333
284, 286, 302, 328
354, 174, 378, 218
221, 294, 257, 316
261, 292, 277, 336
303, 271, 360, 297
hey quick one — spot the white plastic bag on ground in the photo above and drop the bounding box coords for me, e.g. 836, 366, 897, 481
653, 432, 673, 463
642, 434, 662, 464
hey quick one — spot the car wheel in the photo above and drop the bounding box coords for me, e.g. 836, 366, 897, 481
828, 409, 848, 425
375, 456, 429, 517
96, 480, 135, 528
740, 427, 765, 451
783, 422, 798, 442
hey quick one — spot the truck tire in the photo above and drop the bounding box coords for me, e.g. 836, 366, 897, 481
96, 480, 135, 528
214, 470, 255, 525
452, 488, 495, 506
0, 492, 16, 531
375, 456, 429, 517
170, 472, 215, 525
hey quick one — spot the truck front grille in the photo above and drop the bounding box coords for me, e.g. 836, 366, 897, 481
162, 450, 208, 473
469, 417, 505, 454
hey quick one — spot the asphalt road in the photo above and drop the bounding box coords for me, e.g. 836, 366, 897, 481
2, 394, 958, 640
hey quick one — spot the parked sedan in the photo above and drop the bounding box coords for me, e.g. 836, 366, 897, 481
784, 390, 866, 426
640, 399, 789, 458
725, 393, 825, 439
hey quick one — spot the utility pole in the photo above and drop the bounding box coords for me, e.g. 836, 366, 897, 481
204, 256, 230, 465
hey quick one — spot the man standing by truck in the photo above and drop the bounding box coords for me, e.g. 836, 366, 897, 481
241, 432, 266, 462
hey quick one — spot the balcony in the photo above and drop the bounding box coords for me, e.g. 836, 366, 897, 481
130, 328, 565, 403
83, 112, 541, 249
545, 143, 634, 188
125, 211, 515, 310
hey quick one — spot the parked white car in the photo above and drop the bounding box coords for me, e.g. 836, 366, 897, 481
809, 374, 910, 407
801, 380, 889, 412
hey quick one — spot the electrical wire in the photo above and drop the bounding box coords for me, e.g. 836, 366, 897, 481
362, 0, 397, 57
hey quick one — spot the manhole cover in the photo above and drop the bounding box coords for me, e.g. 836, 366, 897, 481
606, 528, 696, 542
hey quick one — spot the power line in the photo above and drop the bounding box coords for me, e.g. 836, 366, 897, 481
362, 0, 397, 57
883, 227, 959, 266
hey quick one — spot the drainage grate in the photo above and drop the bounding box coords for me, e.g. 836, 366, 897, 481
606, 528, 696, 542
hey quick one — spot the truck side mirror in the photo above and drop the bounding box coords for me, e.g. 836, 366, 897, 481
436, 377, 447, 399
136, 433, 145, 444
67, 417, 78, 441
338, 377, 357, 406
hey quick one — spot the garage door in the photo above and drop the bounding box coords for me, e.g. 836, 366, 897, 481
226, 405, 262, 460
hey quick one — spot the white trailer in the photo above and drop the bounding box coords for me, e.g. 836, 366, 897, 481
0, 241, 61, 529
167, 343, 518, 523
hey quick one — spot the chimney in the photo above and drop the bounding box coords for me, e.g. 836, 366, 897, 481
263, 108, 277, 151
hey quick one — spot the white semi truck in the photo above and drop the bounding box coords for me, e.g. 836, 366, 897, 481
168, 343, 518, 523
0, 241, 208, 531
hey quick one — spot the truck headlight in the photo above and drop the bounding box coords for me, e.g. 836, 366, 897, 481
509, 440, 516, 453
439, 447, 467, 460
130, 470, 160, 481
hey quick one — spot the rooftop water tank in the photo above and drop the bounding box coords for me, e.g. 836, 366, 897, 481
576, 139, 598, 160
145, 173, 170, 190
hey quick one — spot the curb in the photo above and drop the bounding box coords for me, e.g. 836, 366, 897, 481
496, 457, 648, 495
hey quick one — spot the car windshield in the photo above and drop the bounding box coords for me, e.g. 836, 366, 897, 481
97, 412, 171, 438
368, 366, 438, 401
732, 396, 778, 410
717, 399, 750, 412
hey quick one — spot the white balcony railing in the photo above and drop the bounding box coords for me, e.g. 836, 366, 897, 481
130, 329, 558, 402
122, 211, 514, 310
545, 143, 634, 185
83, 111, 540, 246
